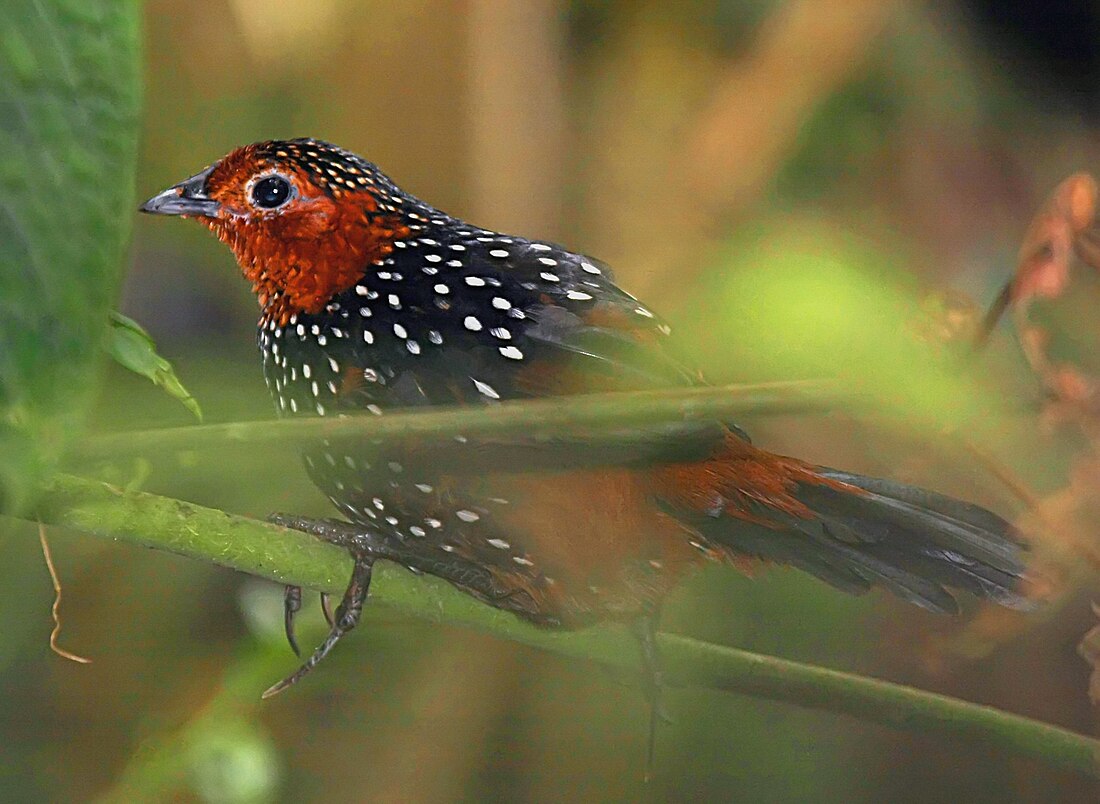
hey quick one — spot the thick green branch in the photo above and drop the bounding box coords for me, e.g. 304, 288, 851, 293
33, 473, 1100, 779
75, 380, 854, 460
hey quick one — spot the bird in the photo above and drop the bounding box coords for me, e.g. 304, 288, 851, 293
141, 138, 1029, 756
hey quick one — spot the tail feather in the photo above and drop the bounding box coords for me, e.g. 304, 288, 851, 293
792, 518, 967, 612
673, 466, 1031, 613
798, 469, 1031, 611
814, 469, 1025, 570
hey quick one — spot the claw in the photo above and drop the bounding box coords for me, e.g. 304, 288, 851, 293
320, 592, 335, 627
262, 557, 373, 699
283, 585, 303, 657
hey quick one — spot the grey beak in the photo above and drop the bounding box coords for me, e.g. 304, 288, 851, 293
140, 164, 221, 217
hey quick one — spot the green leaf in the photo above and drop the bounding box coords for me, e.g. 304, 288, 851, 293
0, 1, 142, 513
107, 312, 203, 421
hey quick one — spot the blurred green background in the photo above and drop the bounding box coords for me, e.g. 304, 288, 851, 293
5, 1, 1100, 801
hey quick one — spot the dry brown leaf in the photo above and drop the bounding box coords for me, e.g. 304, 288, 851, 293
1006, 174, 1100, 411
976, 173, 1099, 363
927, 180, 1100, 679
1013, 173, 1097, 305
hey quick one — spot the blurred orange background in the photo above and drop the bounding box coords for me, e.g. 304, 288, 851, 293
6, 2, 1100, 801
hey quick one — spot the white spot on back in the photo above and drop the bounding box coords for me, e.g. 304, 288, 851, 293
473, 378, 500, 399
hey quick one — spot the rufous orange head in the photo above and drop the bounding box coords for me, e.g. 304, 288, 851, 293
141, 138, 412, 324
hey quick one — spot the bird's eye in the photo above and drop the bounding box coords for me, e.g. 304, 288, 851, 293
250, 175, 292, 209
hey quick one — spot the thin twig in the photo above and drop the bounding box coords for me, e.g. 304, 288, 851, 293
70, 380, 1040, 464
972, 280, 1013, 353
37, 522, 92, 665
71, 380, 856, 461
27, 473, 1100, 779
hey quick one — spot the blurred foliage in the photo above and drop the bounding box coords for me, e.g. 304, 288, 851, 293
3, 1, 1100, 802
107, 311, 202, 421
0, 1, 140, 515
682, 218, 987, 429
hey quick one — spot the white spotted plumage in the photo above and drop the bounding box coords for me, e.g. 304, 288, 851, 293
249, 138, 684, 594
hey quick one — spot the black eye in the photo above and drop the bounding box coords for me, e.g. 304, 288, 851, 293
251, 175, 292, 209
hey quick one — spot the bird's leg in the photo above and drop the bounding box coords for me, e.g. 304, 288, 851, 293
266, 513, 395, 698
283, 584, 303, 656
266, 512, 523, 696
269, 513, 375, 547
631, 606, 668, 782
263, 554, 373, 699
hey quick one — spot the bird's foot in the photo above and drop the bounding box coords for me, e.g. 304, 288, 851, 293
266, 512, 407, 697
264, 554, 373, 698
266, 512, 520, 696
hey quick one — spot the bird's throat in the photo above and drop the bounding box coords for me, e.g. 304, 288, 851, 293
205, 207, 411, 325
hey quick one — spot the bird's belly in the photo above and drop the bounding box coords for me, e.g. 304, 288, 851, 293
467, 469, 704, 621
304, 438, 702, 625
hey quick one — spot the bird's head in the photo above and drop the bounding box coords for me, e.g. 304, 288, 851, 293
141, 138, 412, 324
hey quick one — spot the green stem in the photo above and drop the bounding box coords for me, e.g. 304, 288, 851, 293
33, 472, 1100, 779
74, 380, 853, 460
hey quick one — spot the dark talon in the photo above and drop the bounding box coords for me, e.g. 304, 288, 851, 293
320, 592, 335, 627
262, 556, 373, 699
283, 585, 303, 656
